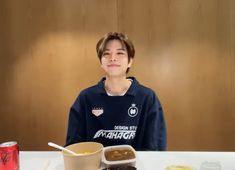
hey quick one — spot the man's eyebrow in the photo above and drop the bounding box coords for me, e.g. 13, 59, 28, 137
103, 48, 126, 51
117, 48, 126, 51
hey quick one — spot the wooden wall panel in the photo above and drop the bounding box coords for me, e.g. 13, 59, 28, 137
0, 0, 117, 150
0, 0, 234, 151
119, 0, 235, 151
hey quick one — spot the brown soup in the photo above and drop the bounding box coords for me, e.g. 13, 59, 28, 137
105, 149, 135, 161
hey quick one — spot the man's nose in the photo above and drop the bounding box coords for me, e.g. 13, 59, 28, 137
110, 53, 117, 61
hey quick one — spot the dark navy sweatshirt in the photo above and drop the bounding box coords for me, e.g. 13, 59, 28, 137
66, 77, 167, 151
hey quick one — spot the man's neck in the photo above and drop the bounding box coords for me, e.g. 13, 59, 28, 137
104, 76, 132, 96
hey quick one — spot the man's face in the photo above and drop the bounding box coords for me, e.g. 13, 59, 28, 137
101, 40, 132, 77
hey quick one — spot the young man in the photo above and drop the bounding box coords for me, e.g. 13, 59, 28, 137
66, 32, 167, 151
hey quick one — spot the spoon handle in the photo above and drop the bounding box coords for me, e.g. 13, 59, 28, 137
48, 142, 78, 155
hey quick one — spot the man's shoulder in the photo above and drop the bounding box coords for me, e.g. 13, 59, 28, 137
133, 79, 155, 95
138, 83, 154, 92
80, 83, 100, 95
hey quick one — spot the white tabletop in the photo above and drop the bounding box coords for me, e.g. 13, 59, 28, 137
20, 151, 235, 170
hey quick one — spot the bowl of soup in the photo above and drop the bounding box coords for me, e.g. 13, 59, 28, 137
102, 145, 136, 168
62, 142, 103, 170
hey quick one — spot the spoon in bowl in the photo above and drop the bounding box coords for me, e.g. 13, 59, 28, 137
48, 142, 83, 156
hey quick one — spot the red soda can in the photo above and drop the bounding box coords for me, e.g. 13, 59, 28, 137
0, 141, 19, 170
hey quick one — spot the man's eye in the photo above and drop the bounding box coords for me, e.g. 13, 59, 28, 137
103, 52, 110, 56
117, 52, 124, 55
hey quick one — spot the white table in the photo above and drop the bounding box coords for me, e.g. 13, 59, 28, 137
20, 151, 235, 170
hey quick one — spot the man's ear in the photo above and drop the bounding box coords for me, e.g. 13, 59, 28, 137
128, 58, 133, 68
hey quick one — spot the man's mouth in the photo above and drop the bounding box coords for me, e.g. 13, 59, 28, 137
107, 64, 120, 67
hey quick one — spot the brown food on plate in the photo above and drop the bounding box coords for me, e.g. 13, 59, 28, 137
166, 165, 194, 170
105, 149, 135, 161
